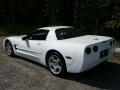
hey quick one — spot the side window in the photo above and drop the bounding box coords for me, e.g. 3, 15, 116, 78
29, 30, 49, 40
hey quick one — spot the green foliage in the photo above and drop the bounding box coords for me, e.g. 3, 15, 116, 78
104, 6, 120, 29
43, 0, 64, 26
0, 0, 119, 42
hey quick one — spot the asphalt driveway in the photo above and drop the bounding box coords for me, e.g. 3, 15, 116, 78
0, 36, 120, 90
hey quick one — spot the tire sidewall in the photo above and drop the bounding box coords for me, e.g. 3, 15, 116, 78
47, 52, 66, 76
5, 41, 14, 56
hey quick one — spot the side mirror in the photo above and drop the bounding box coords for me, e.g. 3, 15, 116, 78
22, 36, 28, 40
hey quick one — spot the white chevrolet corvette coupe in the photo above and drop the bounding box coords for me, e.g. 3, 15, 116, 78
3, 26, 115, 76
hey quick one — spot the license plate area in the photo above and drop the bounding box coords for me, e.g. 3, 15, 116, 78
100, 49, 109, 59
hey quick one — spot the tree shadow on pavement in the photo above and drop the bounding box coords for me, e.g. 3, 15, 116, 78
63, 61, 120, 90
13, 55, 120, 89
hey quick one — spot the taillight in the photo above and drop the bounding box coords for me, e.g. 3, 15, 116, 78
110, 40, 112, 46
113, 40, 115, 44
85, 47, 91, 54
93, 46, 98, 52
110, 39, 115, 46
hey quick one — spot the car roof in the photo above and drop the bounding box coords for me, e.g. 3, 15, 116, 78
38, 26, 73, 31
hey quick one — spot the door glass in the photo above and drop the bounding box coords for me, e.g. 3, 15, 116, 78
29, 30, 49, 40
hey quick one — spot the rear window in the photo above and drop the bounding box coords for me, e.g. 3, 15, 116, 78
55, 28, 82, 40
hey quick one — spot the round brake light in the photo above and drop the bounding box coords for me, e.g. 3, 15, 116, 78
113, 40, 115, 44
110, 41, 112, 46
85, 47, 91, 54
93, 46, 98, 52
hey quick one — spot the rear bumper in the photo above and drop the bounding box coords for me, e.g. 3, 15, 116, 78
66, 48, 114, 73
81, 56, 110, 72
66, 38, 115, 73
80, 48, 114, 72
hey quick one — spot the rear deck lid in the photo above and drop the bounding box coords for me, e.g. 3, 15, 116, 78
63, 35, 112, 45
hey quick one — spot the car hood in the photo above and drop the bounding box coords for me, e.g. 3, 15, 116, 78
12, 35, 26, 38
8, 35, 26, 38
6, 35, 26, 41
62, 35, 112, 45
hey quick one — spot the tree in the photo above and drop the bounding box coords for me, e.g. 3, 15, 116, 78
43, 0, 64, 26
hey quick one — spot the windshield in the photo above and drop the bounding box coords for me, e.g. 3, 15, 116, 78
55, 28, 82, 40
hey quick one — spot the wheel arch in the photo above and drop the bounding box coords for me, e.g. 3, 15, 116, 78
4, 39, 10, 44
45, 49, 66, 67
3, 39, 11, 49
4, 39, 14, 48
4, 39, 15, 56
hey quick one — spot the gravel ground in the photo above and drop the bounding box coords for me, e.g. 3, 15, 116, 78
0, 36, 120, 90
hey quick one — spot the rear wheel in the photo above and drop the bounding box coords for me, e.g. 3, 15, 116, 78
47, 52, 66, 76
5, 40, 14, 56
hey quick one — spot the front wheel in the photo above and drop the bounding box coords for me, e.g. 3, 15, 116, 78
5, 40, 14, 56
47, 52, 66, 76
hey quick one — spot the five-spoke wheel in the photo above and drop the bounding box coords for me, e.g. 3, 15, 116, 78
5, 40, 14, 56
47, 52, 66, 76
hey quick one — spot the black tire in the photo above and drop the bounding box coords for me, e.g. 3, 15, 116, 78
46, 52, 67, 76
5, 40, 15, 56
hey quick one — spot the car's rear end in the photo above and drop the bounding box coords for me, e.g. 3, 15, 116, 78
80, 37, 115, 72
64, 35, 115, 73
54, 27, 116, 74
